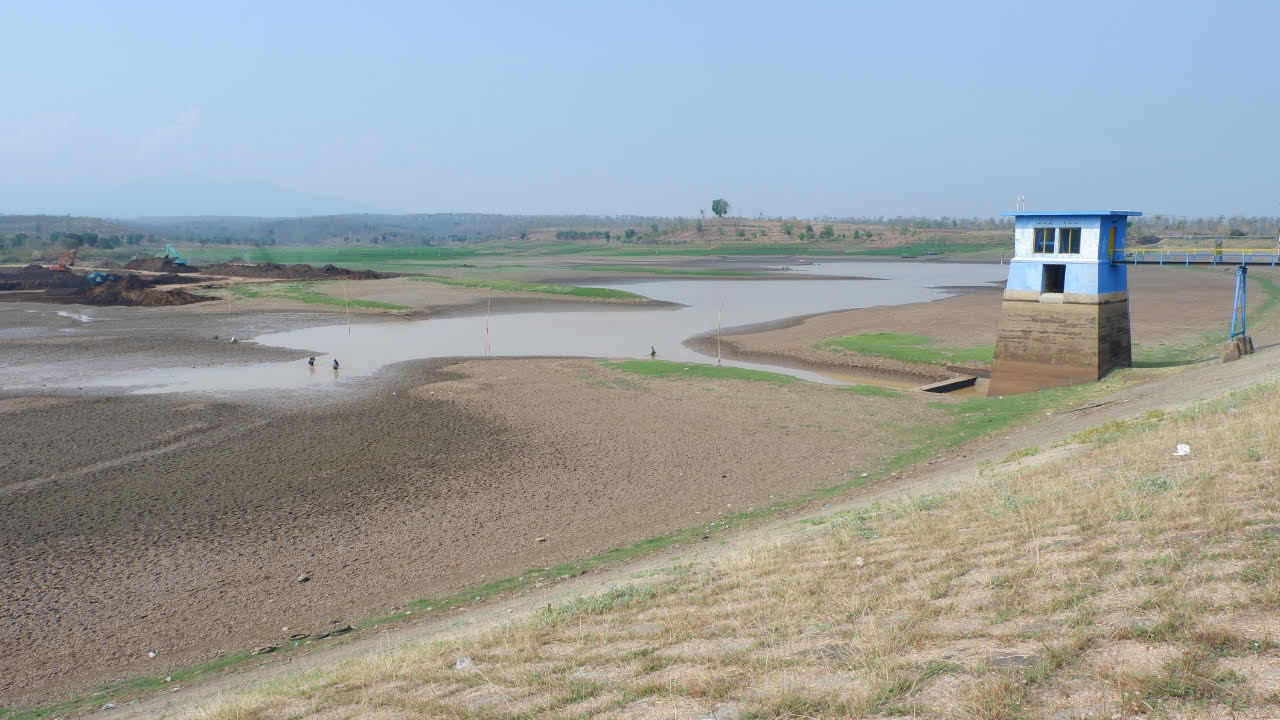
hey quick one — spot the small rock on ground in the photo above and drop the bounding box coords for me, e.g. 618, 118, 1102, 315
1045, 702, 1121, 720
985, 652, 1041, 668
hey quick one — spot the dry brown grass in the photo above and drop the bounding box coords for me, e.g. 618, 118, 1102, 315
185, 381, 1280, 719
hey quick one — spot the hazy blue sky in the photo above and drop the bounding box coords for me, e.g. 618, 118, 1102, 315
2, 1, 1277, 219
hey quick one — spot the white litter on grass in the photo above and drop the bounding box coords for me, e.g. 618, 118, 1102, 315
1174, 444, 1191, 456
455, 656, 472, 670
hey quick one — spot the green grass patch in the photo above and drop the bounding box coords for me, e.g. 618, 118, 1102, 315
600, 242, 884, 257
409, 276, 646, 300
188, 244, 500, 272
870, 383, 1093, 483
840, 384, 903, 398
819, 332, 994, 366
537, 584, 659, 627
568, 264, 765, 277
1069, 410, 1166, 446
600, 240, 999, 258
0, 650, 255, 720
867, 661, 963, 714
1001, 445, 1040, 462
849, 241, 1004, 257
228, 282, 409, 310
599, 359, 798, 384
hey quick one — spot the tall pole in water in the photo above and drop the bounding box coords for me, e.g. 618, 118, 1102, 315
342, 280, 352, 368
484, 297, 491, 356
716, 288, 723, 365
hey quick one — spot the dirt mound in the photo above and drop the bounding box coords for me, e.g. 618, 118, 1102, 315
0, 267, 211, 306
203, 262, 393, 280
123, 257, 199, 273
0, 265, 89, 291
77, 275, 211, 306
148, 273, 210, 285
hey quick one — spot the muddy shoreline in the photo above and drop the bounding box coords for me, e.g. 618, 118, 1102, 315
685, 286, 1002, 383
0, 355, 917, 706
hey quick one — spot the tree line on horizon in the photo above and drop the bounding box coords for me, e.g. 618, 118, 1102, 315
2, 211, 1275, 261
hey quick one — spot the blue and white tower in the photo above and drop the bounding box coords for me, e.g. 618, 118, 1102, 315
989, 210, 1142, 395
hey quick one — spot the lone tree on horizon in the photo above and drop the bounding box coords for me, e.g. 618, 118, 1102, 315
711, 198, 730, 218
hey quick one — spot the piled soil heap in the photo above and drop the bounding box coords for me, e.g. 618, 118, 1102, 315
0, 266, 211, 306
0, 265, 87, 291
123, 257, 199, 273
77, 275, 211, 306
203, 262, 394, 280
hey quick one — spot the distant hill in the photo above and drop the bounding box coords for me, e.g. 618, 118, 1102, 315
129, 213, 679, 245
0, 215, 152, 238
0, 213, 690, 262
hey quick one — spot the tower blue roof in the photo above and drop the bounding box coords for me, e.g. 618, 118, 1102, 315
999, 210, 1143, 217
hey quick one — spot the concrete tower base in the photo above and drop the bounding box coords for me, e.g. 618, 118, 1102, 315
988, 291, 1132, 396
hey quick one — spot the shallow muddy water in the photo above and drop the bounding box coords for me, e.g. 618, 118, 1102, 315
77, 261, 1004, 394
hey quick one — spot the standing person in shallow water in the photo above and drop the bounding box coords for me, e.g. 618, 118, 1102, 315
649, 346, 657, 359
332, 358, 340, 370
307, 355, 315, 366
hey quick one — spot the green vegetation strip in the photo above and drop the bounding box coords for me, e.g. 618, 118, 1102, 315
598, 359, 798, 384
569, 265, 765, 277
819, 332, 994, 366
603, 241, 1002, 258
199, 245, 496, 266
840, 384, 903, 398
409, 275, 646, 300
848, 241, 1004, 256
0, 650, 257, 720
605, 243, 852, 257
228, 282, 409, 310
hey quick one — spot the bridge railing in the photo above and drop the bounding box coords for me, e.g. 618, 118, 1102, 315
1115, 247, 1280, 267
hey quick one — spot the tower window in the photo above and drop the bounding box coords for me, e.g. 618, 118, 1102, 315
1057, 227, 1081, 254
1034, 228, 1055, 253
1042, 264, 1065, 293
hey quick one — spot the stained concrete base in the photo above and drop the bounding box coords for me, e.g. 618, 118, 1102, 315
1221, 336, 1255, 363
989, 295, 1132, 396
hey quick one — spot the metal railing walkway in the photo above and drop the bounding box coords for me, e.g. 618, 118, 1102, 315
1116, 248, 1280, 266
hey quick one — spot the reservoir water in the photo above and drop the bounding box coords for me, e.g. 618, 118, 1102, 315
84, 261, 1005, 394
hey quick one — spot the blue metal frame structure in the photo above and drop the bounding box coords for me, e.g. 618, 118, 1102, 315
1229, 264, 1248, 341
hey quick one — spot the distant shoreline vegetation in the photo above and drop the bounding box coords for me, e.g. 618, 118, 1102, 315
2, 212, 1274, 266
